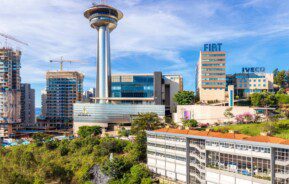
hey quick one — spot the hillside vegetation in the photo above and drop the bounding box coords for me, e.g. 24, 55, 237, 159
212, 119, 289, 139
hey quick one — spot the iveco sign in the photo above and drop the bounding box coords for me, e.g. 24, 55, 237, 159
242, 67, 265, 73
204, 43, 222, 52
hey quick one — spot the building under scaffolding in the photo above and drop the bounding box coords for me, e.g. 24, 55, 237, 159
45, 71, 84, 129
0, 48, 22, 138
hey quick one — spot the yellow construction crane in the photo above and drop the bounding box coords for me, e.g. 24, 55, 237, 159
49, 57, 81, 71
0, 33, 28, 47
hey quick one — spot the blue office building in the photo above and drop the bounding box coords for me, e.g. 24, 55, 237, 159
109, 72, 183, 114
111, 75, 154, 98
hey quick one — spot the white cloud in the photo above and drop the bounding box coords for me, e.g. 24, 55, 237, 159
2, 0, 289, 106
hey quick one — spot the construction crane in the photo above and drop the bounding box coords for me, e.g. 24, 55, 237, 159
49, 57, 81, 71
0, 33, 28, 47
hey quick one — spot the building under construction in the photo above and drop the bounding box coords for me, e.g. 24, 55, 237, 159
45, 71, 84, 129
0, 48, 22, 138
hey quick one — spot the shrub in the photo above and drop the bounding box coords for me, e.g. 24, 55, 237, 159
235, 112, 258, 124
182, 119, 198, 128
78, 126, 102, 138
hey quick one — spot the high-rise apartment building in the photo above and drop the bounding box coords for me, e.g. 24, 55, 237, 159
0, 48, 22, 137
196, 43, 226, 102
46, 71, 84, 128
147, 128, 289, 184
41, 89, 47, 117
20, 83, 35, 126
111, 72, 183, 114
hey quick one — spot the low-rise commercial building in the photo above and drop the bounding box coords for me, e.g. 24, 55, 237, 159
147, 128, 289, 184
227, 72, 274, 98
73, 103, 165, 134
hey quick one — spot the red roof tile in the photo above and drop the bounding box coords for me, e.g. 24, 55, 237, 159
152, 128, 289, 146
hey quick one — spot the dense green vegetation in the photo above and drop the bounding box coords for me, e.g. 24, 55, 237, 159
273, 69, 289, 88
0, 134, 145, 184
250, 91, 289, 107
0, 113, 165, 184
212, 119, 289, 139
173, 91, 195, 105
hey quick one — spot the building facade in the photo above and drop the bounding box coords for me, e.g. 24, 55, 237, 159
41, 89, 47, 117
111, 72, 183, 114
0, 48, 22, 138
147, 128, 289, 184
83, 88, 96, 103
196, 44, 226, 103
46, 71, 84, 128
20, 83, 35, 126
173, 105, 260, 125
226, 72, 274, 98
73, 103, 165, 134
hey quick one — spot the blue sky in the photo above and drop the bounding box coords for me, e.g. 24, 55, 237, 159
1, 0, 289, 107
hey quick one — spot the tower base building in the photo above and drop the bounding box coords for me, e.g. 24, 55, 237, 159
73, 103, 165, 134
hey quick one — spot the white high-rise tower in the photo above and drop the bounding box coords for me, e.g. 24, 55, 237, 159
84, 3, 123, 104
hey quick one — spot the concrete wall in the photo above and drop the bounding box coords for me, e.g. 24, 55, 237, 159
199, 88, 226, 102
173, 105, 256, 125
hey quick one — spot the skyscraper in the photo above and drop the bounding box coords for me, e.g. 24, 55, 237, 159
196, 43, 226, 102
0, 48, 22, 137
20, 83, 35, 126
84, 3, 123, 104
46, 71, 84, 128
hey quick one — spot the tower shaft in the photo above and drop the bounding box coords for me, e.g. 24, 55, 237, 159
84, 4, 123, 104
97, 26, 111, 103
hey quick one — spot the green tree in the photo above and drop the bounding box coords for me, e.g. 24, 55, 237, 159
250, 92, 277, 107
173, 91, 195, 105
182, 119, 198, 128
78, 126, 102, 138
127, 164, 151, 184
131, 113, 164, 134
274, 70, 286, 88
101, 156, 133, 179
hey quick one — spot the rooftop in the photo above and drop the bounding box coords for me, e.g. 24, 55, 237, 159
152, 128, 289, 146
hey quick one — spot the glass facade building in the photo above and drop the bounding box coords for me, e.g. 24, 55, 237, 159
109, 72, 183, 115
111, 75, 154, 98
73, 103, 165, 134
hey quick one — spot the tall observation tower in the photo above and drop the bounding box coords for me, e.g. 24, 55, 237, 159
84, 2, 123, 104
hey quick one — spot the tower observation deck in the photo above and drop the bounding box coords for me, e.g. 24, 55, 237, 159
84, 4, 123, 104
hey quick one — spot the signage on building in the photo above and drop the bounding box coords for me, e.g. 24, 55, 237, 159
242, 67, 265, 73
77, 107, 91, 116
204, 43, 222, 52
